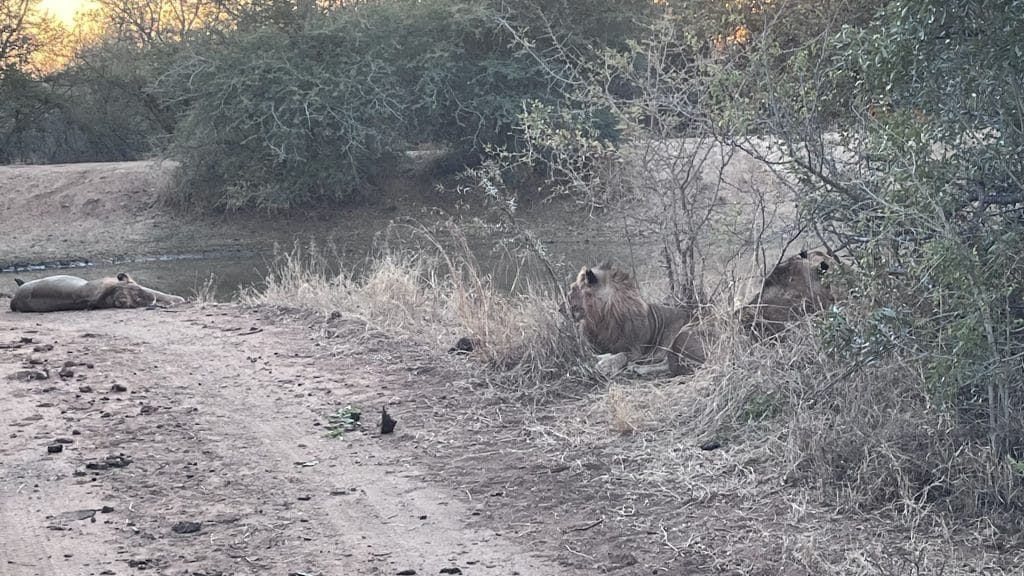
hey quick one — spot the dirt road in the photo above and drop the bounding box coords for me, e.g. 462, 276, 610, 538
0, 303, 578, 576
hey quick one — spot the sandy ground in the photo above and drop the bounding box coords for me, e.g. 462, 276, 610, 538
0, 161, 452, 268
0, 303, 586, 576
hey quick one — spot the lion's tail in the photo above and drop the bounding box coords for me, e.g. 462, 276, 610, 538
14, 278, 25, 287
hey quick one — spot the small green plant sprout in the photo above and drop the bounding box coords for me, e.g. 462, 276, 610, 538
325, 405, 363, 438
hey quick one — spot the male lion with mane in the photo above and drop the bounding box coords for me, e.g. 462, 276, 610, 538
567, 263, 707, 376
739, 249, 835, 339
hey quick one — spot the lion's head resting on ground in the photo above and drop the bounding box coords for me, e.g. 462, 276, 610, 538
101, 272, 157, 309
740, 249, 835, 339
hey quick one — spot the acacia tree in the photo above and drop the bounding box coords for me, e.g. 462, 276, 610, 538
0, 0, 36, 72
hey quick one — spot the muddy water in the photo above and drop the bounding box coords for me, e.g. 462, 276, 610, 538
0, 235, 645, 303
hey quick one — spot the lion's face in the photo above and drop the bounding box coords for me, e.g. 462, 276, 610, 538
800, 249, 832, 275
741, 249, 837, 338
568, 265, 613, 322
109, 283, 156, 308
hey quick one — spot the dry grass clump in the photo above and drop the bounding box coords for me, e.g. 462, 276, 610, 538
242, 229, 591, 383
574, 312, 1024, 524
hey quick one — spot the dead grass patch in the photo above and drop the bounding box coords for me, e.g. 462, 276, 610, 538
241, 226, 593, 387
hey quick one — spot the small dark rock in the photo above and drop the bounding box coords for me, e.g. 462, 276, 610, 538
62, 509, 96, 521
78, 385, 93, 393
9, 369, 48, 381
447, 336, 477, 355
100, 505, 114, 513
28, 357, 45, 365
380, 406, 397, 435
440, 569, 463, 575
32, 344, 52, 352
20, 336, 34, 344
47, 444, 64, 454
59, 367, 74, 379
85, 454, 132, 470
171, 521, 202, 534
63, 360, 75, 367
297, 495, 312, 501
139, 404, 157, 415
71, 429, 81, 435
700, 440, 722, 451
397, 570, 417, 576
85, 363, 95, 369
110, 383, 127, 393
55, 437, 74, 444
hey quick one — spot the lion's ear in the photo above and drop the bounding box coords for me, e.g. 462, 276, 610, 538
585, 269, 598, 285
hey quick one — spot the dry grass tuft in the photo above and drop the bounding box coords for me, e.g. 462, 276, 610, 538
567, 306, 1024, 526
242, 227, 593, 387
190, 272, 219, 306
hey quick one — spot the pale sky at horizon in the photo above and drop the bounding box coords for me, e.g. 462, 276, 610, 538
39, 0, 93, 25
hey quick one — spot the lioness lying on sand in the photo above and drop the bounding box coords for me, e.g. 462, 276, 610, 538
10, 273, 186, 312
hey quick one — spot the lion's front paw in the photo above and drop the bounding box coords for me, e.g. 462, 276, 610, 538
595, 353, 629, 376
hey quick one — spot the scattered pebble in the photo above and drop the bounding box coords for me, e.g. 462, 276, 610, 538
171, 521, 202, 534
397, 570, 417, 576
78, 385, 93, 393
47, 444, 64, 454
62, 509, 96, 521
8, 369, 49, 381
110, 383, 128, 393
440, 569, 463, 575
54, 437, 74, 444
85, 454, 132, 470
59, 367, 75, 379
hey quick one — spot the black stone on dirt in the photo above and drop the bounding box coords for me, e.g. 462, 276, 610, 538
440, 569, 463, 574
397, 570, 417, 575
700, 440, 722, 451
9, 369, 48, 381
171, 521, 202, 534
85, 454, 132, 470
59, 367, 74, 379
47, 444, 64, 454
447, 336, 476, 355
380, 406, 397, 435
110, 383, 128, 393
